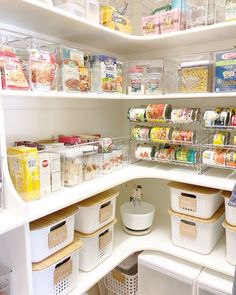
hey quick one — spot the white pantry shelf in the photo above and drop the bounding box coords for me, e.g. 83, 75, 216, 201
72, 219, 234, 295
25, 162, 236, 222
1, 0, 236, 55
2, 90, 236, 101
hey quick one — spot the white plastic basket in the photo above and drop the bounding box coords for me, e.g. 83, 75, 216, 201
30, 205, 77, 263
223, 221, 236, 265
169, 206, 225, 254
32, 236, 82, 295
104, 269, 138, 295
75, 190, 118, 234
168, 181, 223, 219
76, 219, 116, 272
222, 191, 236, 226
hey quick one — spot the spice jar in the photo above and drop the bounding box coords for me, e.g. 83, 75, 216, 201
145, 67, 162, 95
128, 68, 145, 95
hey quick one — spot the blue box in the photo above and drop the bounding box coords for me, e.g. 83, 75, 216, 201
215, 51, 236, 92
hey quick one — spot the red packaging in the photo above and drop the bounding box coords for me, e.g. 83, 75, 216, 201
59, 135, 81, 145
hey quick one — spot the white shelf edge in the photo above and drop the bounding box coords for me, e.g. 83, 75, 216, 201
71, 220, 234, 295
26, 163, 236, 222
0, 209, 26, 235
2, 91, 236, 100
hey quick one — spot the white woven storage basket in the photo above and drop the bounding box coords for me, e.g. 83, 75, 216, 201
222, 191, 236, 226
75, 190, 118, 234
32, 236, 82, 295
223, 221, 236, 265
76, 219, 116, 272
30, 205, 77, 263
105, 269, 138, 295
168, 181, 222, 219
169, 206, 224, 254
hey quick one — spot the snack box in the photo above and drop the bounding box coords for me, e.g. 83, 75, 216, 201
142, 15, 160, 35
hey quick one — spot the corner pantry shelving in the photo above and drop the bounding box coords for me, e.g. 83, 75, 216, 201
0, 0, 236, 55
1, 2, 236, 295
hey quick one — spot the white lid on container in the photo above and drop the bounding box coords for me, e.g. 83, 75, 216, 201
168, 205, 224, 224
138, 251, 202, 283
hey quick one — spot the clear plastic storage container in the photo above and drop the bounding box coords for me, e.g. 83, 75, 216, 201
32, 236, 82, 295
75, 189, 118, 234
169, 206, 225, 254
0, 264, 12, 295
0, 29, 31, 91
59, 46, 89, 92
100, 0, 133, 34
127, 60, 163, 95
168, 181, 223, 219
91, 55, 124, 93
197, 269, 233, 295
164, 53, 213, 94
30, 205, 77, 263
186, 0, 213, 29
138, 251, 202, 295
29, 38, 59, 92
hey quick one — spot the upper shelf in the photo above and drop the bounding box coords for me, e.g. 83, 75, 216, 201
1, 0, 236, 55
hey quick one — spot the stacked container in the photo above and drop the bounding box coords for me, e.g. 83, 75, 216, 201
104, 253, 139, 295
221, 190, 236, 265
168, 181, 224, 254
75, 189, 119, 271
30, 205, 82, 295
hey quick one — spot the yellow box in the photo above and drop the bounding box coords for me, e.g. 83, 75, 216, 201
8, 146, 40, 201
101, 6, 132, 34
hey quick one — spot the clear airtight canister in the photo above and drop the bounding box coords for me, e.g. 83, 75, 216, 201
128, 68, 145, 95
145, 67, 162, 95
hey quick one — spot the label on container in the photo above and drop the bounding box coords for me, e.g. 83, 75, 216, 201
48, 224, 67, 249
180, 219, 197, 239
179, 194, 197, 212
54, 259, 72, 285
99, 229, 112, 249
99, 203, 113, 223
112, 269, 125, 283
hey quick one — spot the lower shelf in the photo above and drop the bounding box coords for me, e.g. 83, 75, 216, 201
71, 218, 234, 295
